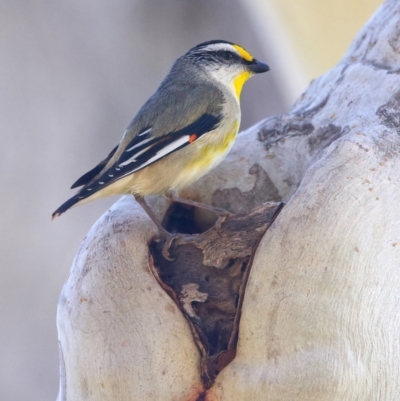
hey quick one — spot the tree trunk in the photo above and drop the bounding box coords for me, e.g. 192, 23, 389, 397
57, 1, 400, 399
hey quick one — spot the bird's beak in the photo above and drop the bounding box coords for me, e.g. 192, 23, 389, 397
248, 59, 270, 74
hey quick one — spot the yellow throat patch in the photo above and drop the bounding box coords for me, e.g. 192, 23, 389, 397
233, 71, 252, 99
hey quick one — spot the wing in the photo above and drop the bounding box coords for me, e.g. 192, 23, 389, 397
72, 81, 224, 191
52, 76, 225, 219
77, 112, 222, 197
70, 144, 119, 189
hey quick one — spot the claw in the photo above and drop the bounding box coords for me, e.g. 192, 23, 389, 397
215, 214, 227, 232
161, 233, 184, 261
161, 236, 176, 261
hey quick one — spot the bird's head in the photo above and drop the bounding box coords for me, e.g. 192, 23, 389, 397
182, 40, 270, 98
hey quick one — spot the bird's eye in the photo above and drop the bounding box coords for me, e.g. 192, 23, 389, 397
218, 51, 234, 61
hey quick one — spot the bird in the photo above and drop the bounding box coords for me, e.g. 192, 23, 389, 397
52, 40, 270, 238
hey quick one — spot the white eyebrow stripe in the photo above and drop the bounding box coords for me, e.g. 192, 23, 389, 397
196, 43, 236, 54
203, 43, 231, 51
125, 136, 154, 152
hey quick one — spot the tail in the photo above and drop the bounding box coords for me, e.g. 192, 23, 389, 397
52, 156, 131, 219
52, 193, 85, 220
52, 179, 119, 220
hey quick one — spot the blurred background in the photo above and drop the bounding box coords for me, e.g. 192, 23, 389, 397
0, 0, 381, 399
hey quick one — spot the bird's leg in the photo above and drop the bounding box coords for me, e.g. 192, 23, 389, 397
134, 195, 181, 260
165, 192, 234, 230
134, 195, 166, 234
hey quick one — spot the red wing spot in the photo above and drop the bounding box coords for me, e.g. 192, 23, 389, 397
189, 134, 197, 143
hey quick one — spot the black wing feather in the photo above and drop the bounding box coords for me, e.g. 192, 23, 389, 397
117, 115, 219, 167
79, 113, 221, 197
70, 144, 119, 189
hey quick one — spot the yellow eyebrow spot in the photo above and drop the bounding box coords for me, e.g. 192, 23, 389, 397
233, 44, 254, 62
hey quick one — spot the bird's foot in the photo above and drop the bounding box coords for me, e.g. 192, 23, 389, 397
215, 213, 229, 232
158, 231, 194, 261
160, 232, 182, 261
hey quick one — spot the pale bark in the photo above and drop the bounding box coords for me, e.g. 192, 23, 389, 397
57, 1, 400, 399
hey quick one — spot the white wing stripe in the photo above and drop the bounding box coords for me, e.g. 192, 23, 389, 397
129, 135, 190, 172
125, 136, 154, 152
138, 128, 152, 137
118, 135, 190, 173
119, 144, 154, 167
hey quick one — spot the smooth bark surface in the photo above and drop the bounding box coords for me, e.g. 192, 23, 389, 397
57, 1, 400, 399
57, 199, 203, 401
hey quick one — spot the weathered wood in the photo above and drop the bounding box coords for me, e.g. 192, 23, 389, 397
56, 199, 204, 401
150, 202, 283, 387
